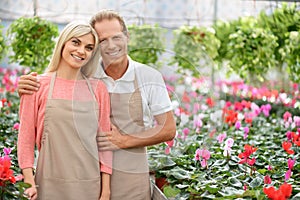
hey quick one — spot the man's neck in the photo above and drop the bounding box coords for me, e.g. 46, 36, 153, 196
104, 58, 129, 80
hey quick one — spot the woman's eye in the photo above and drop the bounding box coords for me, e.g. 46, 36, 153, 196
86, 46, 94, 51
72, 40, 79, 45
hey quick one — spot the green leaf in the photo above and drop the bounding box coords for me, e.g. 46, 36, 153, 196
249, 177, 263, 188
205, 184, 220, 194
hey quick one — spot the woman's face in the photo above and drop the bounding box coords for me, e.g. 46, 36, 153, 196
61, 33, 95, 70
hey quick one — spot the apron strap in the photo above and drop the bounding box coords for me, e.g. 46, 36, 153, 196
48, 72, 57, 99
82, 73, 97, 102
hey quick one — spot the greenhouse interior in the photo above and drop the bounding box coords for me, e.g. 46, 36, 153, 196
1, 0, 300, 199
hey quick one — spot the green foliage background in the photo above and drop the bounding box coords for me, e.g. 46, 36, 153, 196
7, 16, 59, 73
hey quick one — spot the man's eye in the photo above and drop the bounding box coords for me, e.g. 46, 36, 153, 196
113, 36, 122, 41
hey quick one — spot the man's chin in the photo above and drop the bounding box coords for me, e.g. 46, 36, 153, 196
103, 57, 126, 67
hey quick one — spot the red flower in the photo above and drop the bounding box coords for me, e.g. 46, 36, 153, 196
263, 183, 292, 200
206, 97, 215, 107
238, 144, 257, 165
282, 141, 295, 154
223, 109, 238, 126
0, 155, 16, 185
264, 175, 272, 184
280, 183, 292, 198
245, 117, 253, 125
234, 101, 244, 111
182, 92, 190, 103
291, 132, 300, 146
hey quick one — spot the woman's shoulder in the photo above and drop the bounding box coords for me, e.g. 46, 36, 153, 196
38, 73, 51, 81
36, 73, 52, 89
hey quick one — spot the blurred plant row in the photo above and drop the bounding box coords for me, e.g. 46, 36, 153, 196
0, 68, 30, 199
0, 3, 299, 86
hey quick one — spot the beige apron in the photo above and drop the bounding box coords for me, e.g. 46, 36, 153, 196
110, 75, 151, 200
35, 72, 101, 200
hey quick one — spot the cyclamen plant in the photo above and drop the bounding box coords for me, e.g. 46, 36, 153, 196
0, 148, 29, 200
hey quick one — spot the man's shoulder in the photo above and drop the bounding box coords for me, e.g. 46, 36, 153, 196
132, 60, 161, 77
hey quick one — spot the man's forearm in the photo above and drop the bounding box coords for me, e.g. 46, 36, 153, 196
122, 111, 176, 148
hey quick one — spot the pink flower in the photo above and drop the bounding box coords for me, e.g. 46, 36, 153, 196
267, 165, 272, 171
264, 175, 272, 184
223, 138, 234, 156
15, 174, 24, 182
165, 140, 174, 148
283, 111, 292, 122
243, 126, 249, 140
225, 138, 234, 148
193, 103, 200, 114
286, 131, 292, 141
287, 158, 295, 170
13, 123, 20, 130
243, 184, 247, 191
165, 147, 171, 154
285, 169, 292, 181
235, 121, 241, 130
195, 149, 201, 161
201, 159, 208, 168
294, 116, 300, 127
194, 117, 203, 128
195, 148, 211, 168
3, 148, 11, 155
217, 132, 227, 143
182, 128, 190, 139
261, 104, 271, 117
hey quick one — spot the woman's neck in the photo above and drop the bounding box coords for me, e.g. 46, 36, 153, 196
56, 68, 82, 80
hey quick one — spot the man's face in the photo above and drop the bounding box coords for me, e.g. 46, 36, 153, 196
94, 19, 128, 68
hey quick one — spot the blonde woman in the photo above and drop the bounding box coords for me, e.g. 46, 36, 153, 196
17, 21, 112, 200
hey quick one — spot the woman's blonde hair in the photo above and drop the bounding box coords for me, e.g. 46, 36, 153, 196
46, 21, 100, 77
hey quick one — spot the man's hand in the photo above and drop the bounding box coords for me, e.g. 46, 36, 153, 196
24, 187, 38, 200
17, 72, 40, 96
97, 125, 126, 151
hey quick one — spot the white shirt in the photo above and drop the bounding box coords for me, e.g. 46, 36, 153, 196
94, 57, 173, 127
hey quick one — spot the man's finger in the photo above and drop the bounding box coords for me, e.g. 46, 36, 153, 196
18, 89, 34, 95
29, 72, 38, 76
18, 79, 40, 89
97, 136, 109, 142
97, 131, 107, 137
97, 141, 112, 148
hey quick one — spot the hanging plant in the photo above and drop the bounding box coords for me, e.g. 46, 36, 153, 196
128, 24, 166, 68
257, 3, 300, 89
170, 26, 220, 77
7, 16, 59, 73
0, 20, 6, 62
281, 31, 300, 83
227, 17, 278, 83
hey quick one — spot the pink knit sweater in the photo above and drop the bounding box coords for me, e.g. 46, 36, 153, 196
17, 74, 112, 174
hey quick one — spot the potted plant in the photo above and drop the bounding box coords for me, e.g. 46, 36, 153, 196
128, 24, 166, 68
0, 20, 6, 62
7, 16, 59, 73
